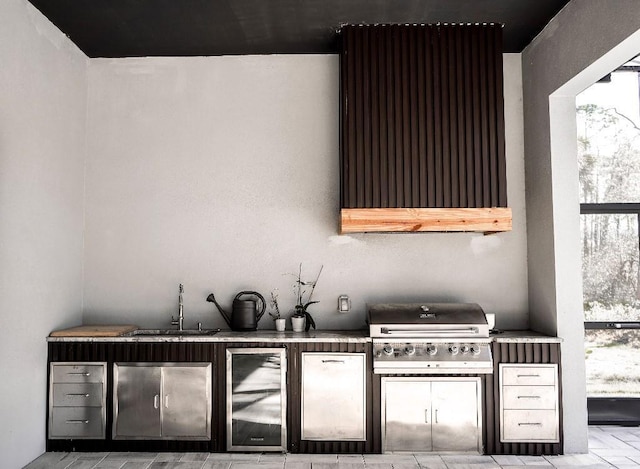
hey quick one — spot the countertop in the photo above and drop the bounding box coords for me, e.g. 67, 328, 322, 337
47, 329, 371, 343
490, 329, 562, 343
48, 327, 560, 343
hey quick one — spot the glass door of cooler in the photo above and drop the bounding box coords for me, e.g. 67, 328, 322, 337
226, 348, 287, 451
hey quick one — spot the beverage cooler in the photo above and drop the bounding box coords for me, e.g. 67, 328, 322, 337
226, 348, 287, 451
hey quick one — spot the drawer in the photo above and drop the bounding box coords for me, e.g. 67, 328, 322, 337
50, 407, 104, 439
501, 365, 556, 386
51, 364, 105, 384
501, 409, 558, 442
502, 385, 557, 410
52, 383, 103, 407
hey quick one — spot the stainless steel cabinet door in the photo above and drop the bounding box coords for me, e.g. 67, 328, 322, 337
162, 365, 211, 438
227, 348, 287, 451
113, 365, 162, 438
383, 380, 432, 452
431, 379, 481, 452
301, 353, 366, 441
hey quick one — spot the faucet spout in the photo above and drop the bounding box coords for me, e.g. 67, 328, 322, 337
171, 283, 185, 331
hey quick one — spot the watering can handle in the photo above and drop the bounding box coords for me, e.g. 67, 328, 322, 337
235, 291, 267, 320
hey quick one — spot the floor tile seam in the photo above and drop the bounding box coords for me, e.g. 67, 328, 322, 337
542, 450, 613, 468
608, 455, 640, 468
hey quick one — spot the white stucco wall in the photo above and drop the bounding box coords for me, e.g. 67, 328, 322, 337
83, 54, 528, 333
0, 1, 88, 467
522, 0, 640, 454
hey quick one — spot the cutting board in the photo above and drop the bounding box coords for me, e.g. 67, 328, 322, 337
50, 325, 138, 337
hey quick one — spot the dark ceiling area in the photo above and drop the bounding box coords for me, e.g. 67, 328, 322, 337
28, 0, 571, 58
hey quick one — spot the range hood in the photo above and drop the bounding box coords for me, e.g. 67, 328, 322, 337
339, 24, 512, 234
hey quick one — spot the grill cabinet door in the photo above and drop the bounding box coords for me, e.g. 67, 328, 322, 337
431, 379, 481, 452
383, 380, 432, 451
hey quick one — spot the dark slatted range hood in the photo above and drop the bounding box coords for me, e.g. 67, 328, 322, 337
339, 24, 512, 233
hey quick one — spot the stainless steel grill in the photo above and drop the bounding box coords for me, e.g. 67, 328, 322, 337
369, 303, 493, 375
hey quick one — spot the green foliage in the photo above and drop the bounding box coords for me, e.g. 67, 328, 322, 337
578, 102, 640, 312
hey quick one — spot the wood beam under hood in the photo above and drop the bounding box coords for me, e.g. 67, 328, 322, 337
340, 207, 512, 233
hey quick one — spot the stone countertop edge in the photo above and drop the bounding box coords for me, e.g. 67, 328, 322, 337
46, 330, 371, 343
47, 329, 561, 343
491, 330, 563, 343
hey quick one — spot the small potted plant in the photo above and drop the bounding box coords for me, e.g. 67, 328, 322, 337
268, 289, 286, 332
291, 263, 323, 332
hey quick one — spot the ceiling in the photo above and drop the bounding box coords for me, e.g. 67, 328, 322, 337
28, 0, 571, 58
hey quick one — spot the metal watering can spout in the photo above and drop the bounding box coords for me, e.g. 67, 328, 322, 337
206, 293, 232, 328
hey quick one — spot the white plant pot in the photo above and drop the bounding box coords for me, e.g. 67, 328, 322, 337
275, 318, 286, 332
291, 316, 305, 332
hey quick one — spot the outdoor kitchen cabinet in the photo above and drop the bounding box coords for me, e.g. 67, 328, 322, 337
381, 377, 482, 453
113, 363, 212, 440
499, 364, 560, 443
301, 352, 366, 441
488, 339, 562, 455
48, 362, 107, 439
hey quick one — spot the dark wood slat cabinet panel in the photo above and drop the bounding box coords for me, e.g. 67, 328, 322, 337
488, 342, 563, 456
48, 341, 377, 454
47, 342, 215, 452
340, 24, 507, 210
53, 340, 559, 455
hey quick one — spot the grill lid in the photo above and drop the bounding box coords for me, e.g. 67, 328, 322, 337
369, 303, 487, 325
368, 302, 489, 338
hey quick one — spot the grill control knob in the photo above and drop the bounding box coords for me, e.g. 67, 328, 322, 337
470, 344, 482, 355
460, 344, 470, 354
448, 345, 459, 355
382, 344, 394, 356
426, 345, 438, 355
404, 345, 416, 356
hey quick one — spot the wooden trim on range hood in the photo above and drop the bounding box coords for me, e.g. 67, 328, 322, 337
340, 207, 512, 233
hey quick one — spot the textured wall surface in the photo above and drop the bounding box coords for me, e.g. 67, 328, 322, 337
83, 54, 527, 332
0, 1, 87, 466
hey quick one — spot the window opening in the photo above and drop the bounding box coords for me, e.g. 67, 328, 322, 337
578, 54, 640, 423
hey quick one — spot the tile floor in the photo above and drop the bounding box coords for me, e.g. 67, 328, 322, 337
23, 426, 640, 469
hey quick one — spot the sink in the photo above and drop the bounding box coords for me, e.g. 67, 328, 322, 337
123, 329, 219, 337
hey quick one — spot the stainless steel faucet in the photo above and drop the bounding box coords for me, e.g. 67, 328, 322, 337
171, 283, 184, 331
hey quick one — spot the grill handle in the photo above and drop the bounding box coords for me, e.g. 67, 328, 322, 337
380, 327, 479, 335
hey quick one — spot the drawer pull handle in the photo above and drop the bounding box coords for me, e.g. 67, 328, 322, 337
518, 422, 542, 426
517, 374, 540, 378
322, 360, 345, 363
68, 372, 91, 377
66, 393, 90, 398
517, 396, 541, 399
66, 420, 90, 424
